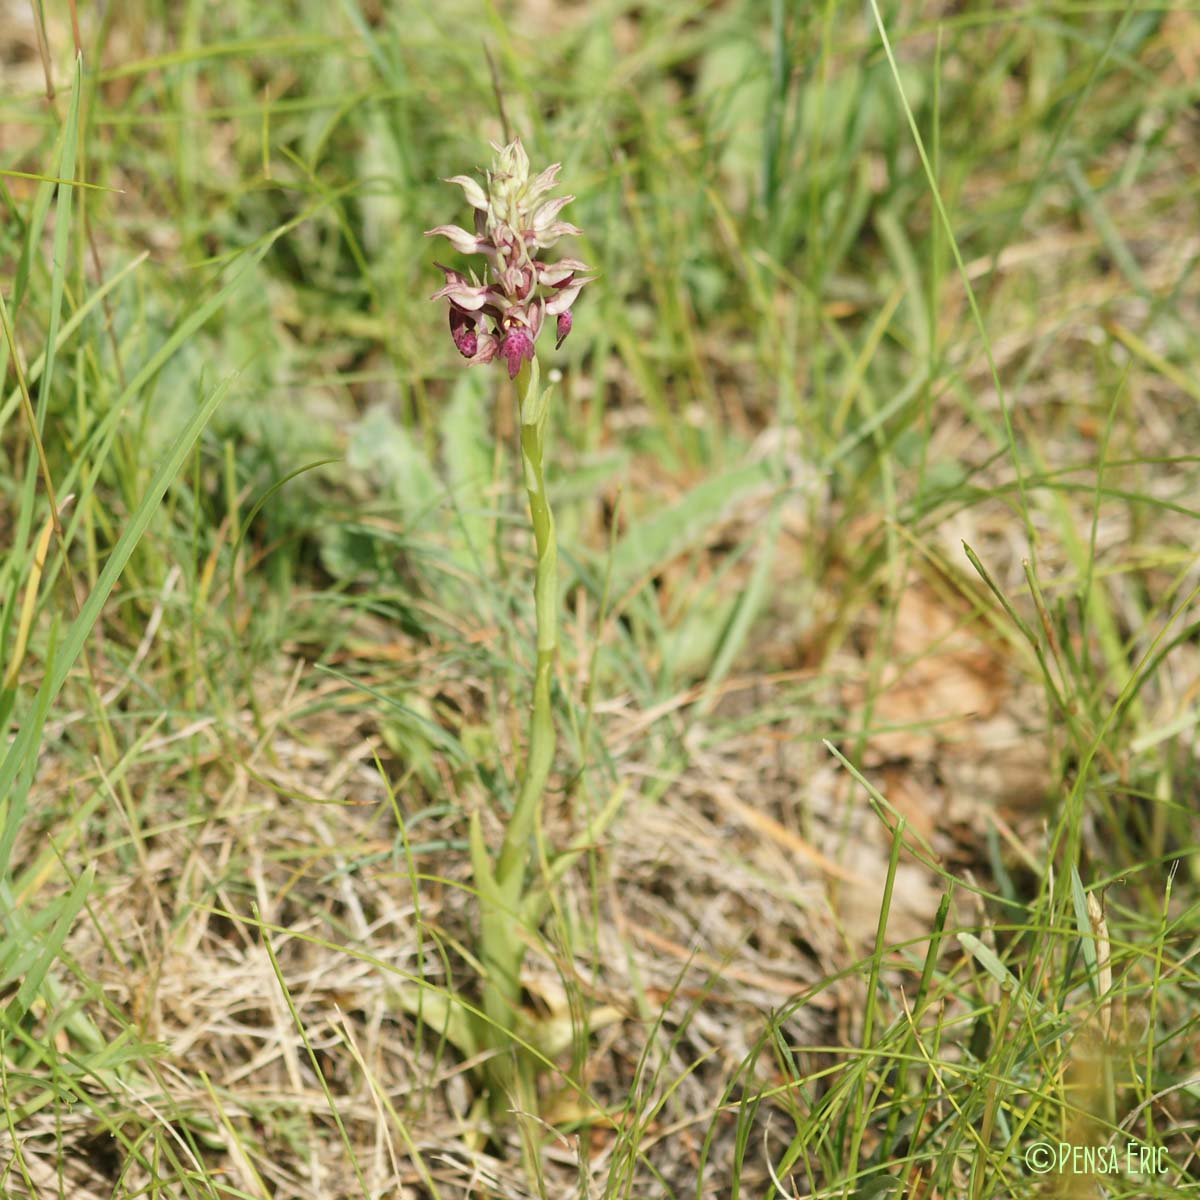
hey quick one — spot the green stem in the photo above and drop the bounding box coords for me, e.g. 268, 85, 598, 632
478, 357, 558, 1119
497, 381, 557, 891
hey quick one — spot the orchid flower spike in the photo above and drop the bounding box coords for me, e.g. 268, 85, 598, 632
426, 139, 593, 377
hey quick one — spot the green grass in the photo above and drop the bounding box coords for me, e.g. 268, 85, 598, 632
2, 1, 1199, 1197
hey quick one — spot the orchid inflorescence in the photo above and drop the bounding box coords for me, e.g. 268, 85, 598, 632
426, 139, 593, 379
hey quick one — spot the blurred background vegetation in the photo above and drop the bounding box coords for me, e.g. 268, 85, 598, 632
1, 1, 1198, 1197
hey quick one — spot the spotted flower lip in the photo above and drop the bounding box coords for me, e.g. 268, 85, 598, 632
427, 139, 593, 370
500, 325, 535, 378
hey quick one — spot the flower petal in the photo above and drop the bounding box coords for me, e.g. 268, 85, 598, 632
500, 262, 536, 301
525, 162, 562, 203
444, 174, 488, 211
530, 195, 573, 233
430, 274, 497, 309
467, 331, 500, 366
536, 257, 589, 287
425, 224, 491, 255
528, 297, 545, 339
544, 277, 593, 315
533, 220, 583, 248
500, 139, 529, 183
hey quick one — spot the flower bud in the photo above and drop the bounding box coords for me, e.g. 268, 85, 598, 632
450, 308, 478, 358
555, 310, 572, 349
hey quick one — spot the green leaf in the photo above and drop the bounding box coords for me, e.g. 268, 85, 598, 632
468, 810, 500, 902
697, 502, 782, 710
387, 986, 478, 1062
956, 932, 1018, 994
0, 628, 55, 880
0, 251, 147, 432
610, 459, 776, 592
1069, 866, 1099, 991
346, 405, 440, 522
469, 811, 526, 955
469, 812, 524, 1001
662, 590, 740, 681
441, 371, 493, 568
518, 355, 543, 427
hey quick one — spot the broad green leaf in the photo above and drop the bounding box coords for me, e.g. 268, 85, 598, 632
387, 985, 478, 1062
956, 932, 1018, 993
469, 811, 525, 1011
698, 502, 782, 708
1069, 866, 1099, 986
441, 371, 493, 568
609, 459, 776, 592
662, 590, 740, 682
346, 404, 440, 521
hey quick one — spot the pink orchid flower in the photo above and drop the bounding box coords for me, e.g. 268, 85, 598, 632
427, 140, 593, 377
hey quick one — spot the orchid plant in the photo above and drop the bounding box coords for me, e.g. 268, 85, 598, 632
428, 139, 591, 379
425, 140, 606, 1123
